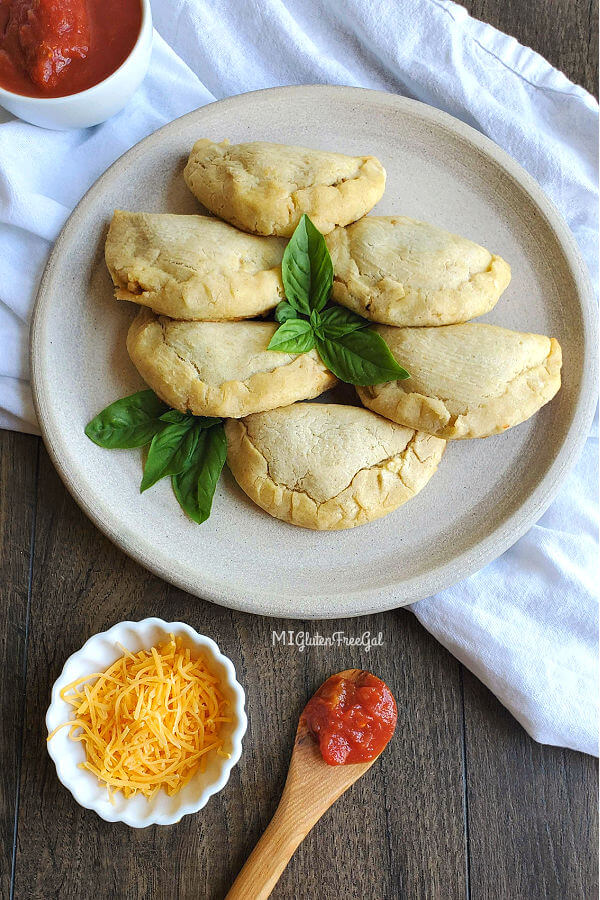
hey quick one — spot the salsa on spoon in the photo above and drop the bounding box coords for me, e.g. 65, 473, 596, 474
226, 668, 397, 900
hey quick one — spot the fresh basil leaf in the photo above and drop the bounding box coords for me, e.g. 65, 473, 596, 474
316, 330, 410, 386
309, 309, 324, 340
85, 390, 169, 449
192, 416, 222, 429
140, 419, 200, 493
275, 301, 301, 324
172, 424, 227, 525
267, 319, 316, 353
282, 214, 333, 315
320, 305, 370, 338
161, 411, 222, 429
159, 409, 192, 424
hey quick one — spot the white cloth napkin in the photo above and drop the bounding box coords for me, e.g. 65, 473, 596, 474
0, 0, 597, 754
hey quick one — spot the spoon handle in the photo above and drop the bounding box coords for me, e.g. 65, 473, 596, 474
226, 694, 379, 900
224, 790, 311, 900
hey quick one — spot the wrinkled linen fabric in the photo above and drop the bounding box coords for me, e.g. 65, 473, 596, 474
0, 0, 597, 754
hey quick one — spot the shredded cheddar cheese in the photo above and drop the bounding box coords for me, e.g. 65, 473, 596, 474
47, 635, 231, 800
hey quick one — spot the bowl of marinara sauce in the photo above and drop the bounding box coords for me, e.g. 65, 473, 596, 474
0, 0, 152, 129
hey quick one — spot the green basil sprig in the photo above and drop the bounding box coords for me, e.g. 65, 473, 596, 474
84, 389, 169, 449
85, 390, 226, 524
140, 416, 200, 492
268, 318, 316, 353
282, 214, 333, 314
172, 426, 227, 524
268, 214, 409, 386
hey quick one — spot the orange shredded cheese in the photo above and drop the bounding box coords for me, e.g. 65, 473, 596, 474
47, 635, 231, 800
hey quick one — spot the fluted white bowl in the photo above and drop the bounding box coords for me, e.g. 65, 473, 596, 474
46, 617, 247, 827
0, 0, 152, 130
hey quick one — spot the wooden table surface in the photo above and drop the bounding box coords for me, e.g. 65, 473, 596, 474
1, 3, 598, 898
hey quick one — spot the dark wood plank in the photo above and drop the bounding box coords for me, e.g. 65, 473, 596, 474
12, 446, 467, 900
463, 669, 599, 898
0, 430, 38, 899
463, 0, 598, 97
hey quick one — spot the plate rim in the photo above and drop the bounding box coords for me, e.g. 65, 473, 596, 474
30, 84, 598, 619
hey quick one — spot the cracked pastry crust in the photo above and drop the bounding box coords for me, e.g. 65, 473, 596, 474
183, 139, 386, 237
127, 309, 337, 418
225, 403, 446, 530
105, 210, 287, 319
325, 216, 511, 326
356, 324, 562, 440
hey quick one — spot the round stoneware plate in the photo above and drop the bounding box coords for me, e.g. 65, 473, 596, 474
31, 86, 597, 619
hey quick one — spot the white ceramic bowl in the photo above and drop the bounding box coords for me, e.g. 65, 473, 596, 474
0, 0, 153, 130
46, 618, 247, 827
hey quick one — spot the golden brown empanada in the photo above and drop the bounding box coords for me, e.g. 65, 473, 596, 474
326, 216, 511, 326
357, 323, 562, 439
105, 210, 287, 320
183, 139, 386, 236
127, 310, 337, 418
225, 403, 445, 530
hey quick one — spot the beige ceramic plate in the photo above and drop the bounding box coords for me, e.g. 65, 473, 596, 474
31, 86, 596, 619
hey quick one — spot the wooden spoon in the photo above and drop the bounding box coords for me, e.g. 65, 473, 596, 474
225, 669, 391, 900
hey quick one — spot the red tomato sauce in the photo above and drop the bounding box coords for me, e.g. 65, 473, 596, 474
0, 0, 142, 98
303, 671, 397, 766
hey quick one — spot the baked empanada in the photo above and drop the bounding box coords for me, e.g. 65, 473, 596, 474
325, 216, 511, 326
105, 210, 287, 320
183, 139, 386, 237
225, 403, 445, 530
127, 310, 337, 418
357, 324, 562, 439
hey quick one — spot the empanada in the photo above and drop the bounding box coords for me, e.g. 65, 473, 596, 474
183, 139, 386, 237
326, 216, 511, 326
357, 324, 562, 439
127, 310, 337, 418
225, 403, 445, 530
105, 211, 287, 320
